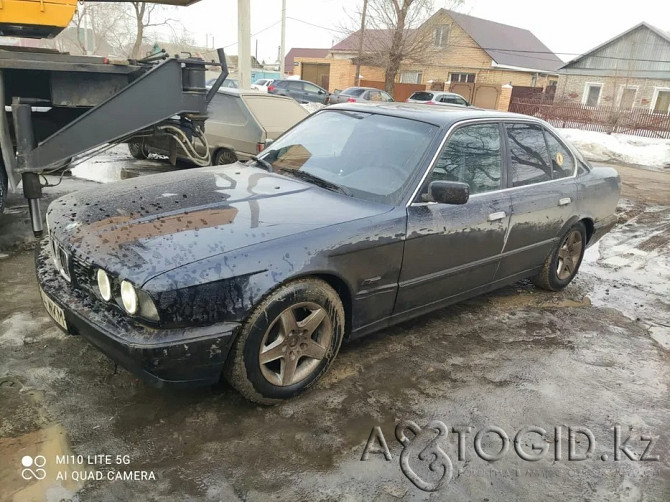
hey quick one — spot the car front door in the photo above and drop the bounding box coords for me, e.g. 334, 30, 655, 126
495, 122, 578, 281
303, 82, 325, 103
395, 122, 512, 316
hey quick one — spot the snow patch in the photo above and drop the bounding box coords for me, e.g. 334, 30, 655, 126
300, 102, 326, 114
559, 128, 670, 170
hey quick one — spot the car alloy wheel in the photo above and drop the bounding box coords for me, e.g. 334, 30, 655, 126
225, 278, 344, 404
533, 221, 587, 291
258, 302, 333, 387
556, 229, 583, 281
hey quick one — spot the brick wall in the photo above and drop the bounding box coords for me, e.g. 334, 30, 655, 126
555, 73, 670, 110
294, 56, 386, 92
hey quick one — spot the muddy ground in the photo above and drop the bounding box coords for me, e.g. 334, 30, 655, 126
0, 152, 668, 501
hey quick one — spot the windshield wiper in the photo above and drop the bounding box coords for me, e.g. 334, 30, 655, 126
249, 155, 274, 172
279, 168, 352, 197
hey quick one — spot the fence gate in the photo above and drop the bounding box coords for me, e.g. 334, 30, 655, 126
449, 82, 474, 102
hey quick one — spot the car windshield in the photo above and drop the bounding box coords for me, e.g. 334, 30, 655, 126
341, 88, 366, 96
258, 110, 438, 204
410, 92, 434, 101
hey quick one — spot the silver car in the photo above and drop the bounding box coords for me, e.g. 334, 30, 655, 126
128, 89, 309, 165
329, 86, 394, 104
407, 91, 471, 106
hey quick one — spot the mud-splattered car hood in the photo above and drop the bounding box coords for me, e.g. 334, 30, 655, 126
46, 164, 388, 285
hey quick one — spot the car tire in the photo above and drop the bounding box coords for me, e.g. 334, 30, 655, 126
225, 278, 345, 405
213, 149, 237, 165
532, 221, 587, 291
128, 141, 149, 160
0, 163, 7, 214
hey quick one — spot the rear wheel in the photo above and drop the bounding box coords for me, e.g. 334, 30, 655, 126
128, 141, 149, 160
532, 222, 587, 291
213, 149, 237, 165
225, 278, 345, 404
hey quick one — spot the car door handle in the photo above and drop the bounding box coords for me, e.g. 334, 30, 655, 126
487, 211, 507, 222
558, 197, 572, 206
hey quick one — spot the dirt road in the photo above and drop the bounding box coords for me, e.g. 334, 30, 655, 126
1, 157, 668, 501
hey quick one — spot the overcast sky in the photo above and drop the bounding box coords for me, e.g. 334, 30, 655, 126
176, 0, 670, 64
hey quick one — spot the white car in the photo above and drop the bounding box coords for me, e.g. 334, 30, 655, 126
406, 91, 471, 106
251, 78, 274, 93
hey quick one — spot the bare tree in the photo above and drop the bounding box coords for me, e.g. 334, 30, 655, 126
128, 2, 178, 58
343, 0, 462, 95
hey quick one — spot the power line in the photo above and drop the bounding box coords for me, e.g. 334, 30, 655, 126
222, 19, 282, 49
286, 16, 670, 64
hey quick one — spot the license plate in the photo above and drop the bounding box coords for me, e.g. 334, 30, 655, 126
40, 288, 68, 331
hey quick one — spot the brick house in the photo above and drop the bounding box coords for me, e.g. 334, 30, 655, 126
295, 9, 562, 110
556, 22, 670, 113
400, 9, 563, 109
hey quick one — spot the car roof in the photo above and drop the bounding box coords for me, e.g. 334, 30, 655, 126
214, 87, 295, 101
325, 102, 536, 127
344, 86, 387, 91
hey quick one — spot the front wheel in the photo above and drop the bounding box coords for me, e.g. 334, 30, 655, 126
225, 278, 345, 404
533, 222, 587, 291
128, 141, 149, 160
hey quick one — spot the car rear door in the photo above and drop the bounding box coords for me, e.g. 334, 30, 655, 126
495, 122, 579, 281
395, 122, 512, 315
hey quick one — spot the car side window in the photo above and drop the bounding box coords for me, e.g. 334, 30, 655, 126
428, 123, 502, 195
543, 131, 575, 179
368, 90, 382, 101
505, 123, 552, 187
381, 91, 393, 102
208, 95, 248, 126
303, 82, 321, 94
287, 81, 303, 91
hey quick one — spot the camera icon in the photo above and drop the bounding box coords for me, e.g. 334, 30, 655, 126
21, 455, 47, 481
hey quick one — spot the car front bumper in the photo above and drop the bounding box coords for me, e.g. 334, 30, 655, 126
36, 240, 240, 387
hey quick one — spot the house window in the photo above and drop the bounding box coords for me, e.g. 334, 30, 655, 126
434, 25, 450, 47
400, 71, 423, 84
651, 88, 670, 114
617, 86, 637, 110
449, 73, 475, 83
582, 83, 602, 107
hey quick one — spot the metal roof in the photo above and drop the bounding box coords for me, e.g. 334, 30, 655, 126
445, 10, 564, 73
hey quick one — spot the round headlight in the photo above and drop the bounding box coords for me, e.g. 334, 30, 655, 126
120, 280, 138, 315
97, 269, 112, 301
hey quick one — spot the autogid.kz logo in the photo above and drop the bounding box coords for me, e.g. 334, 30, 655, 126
21, 455, 47, 480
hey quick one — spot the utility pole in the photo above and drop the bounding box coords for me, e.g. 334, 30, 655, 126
279, 0, 286, 77
355, 0, 368, 86
238, 0, 251, 89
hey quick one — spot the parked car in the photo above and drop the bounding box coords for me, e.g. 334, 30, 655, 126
206, 77, 239, 89
127, 88, 309, 165
329, 86, 394, 104
268, 79, 329, 104
407, 91, 471, 106
251, 78, 274, 93
39, 104, 620, 404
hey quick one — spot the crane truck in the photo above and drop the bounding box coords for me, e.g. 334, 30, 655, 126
0, 0, 228, 236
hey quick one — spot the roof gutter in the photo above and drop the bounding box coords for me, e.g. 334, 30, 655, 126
490, 60, 559, 76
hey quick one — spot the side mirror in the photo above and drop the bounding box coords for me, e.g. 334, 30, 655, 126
428, 181, 469, 204
318, 90, 325, 95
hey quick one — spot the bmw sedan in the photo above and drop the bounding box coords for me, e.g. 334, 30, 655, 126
37, 104, 620, 404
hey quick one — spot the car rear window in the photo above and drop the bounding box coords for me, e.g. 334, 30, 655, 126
410, 92, 434, 101
342, 88, 366, 96
244, 96, 309, 129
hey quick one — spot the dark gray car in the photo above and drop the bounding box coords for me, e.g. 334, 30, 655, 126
268, 79, 329, 104
38, 104, 620, 404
